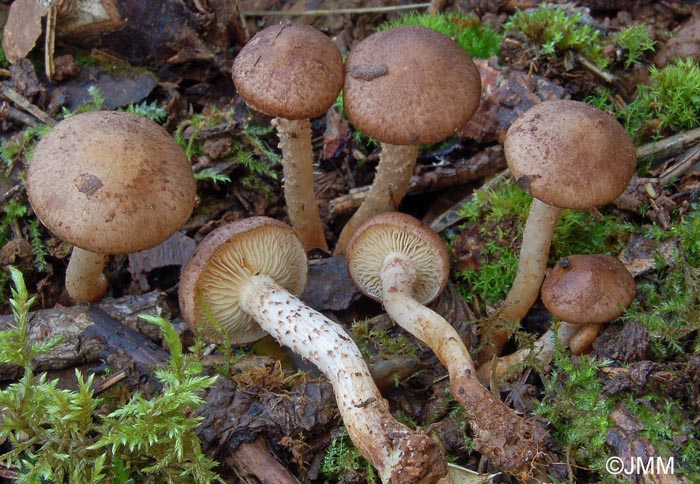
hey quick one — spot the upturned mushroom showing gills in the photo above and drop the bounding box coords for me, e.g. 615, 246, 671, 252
334, 25, 481, 255
487, 99, 636, 357
232, 23, 343, 253
346, 212, 551, 481
178, 217, 447, 484
26, 110, 196, 302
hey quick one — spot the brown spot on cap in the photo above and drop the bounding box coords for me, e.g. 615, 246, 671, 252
26, 111, 196, 254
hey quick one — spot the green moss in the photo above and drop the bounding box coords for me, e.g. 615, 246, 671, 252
321, 428, 378, 484
613, 23, 656, 68
0, 268, 222, 482
455, 179, 634, 305
378, 12, 502, 59
504, 3, 609, 68
350, 319, 417, 361
617, 58, 700, 144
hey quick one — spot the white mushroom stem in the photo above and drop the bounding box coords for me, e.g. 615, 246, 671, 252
335, 144, 420, 255
487, 199, 563, 355
379, 253, 549, 480
239, 274, 446, 484
65, 247, 109, 302
476, 321, 580, 383
274, 118, 328, 252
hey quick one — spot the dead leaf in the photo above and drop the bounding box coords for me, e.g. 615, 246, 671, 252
2, 0, 49, 64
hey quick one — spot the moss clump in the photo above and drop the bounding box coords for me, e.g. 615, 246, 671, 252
619, 57, 700, 143
0, 267, 222, 483
454, 179, 634, 306
503, 4, 608, 68
379, 12, 502, 59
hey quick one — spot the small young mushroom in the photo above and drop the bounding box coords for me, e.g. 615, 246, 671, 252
346, 212, 551, 481
178, 217, 447, 484
26, 110, 196, 302
334, 26, 481, 255
232, 23, 344, 252
478, 254, 637, 381
541, 254, 637, 354
486, 100, 636, 357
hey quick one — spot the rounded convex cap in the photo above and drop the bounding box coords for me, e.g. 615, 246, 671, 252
343, 25, 481, 146
541, 254, 636, 325
346, 212, 449, 304
504, 100, 636, 210
232, 23, 344, 120
27, 110, 196, 254
179, 217, 308, 344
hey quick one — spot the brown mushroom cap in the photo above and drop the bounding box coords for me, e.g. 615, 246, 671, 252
232, 23, 344, 120
346, 212, 449, 305
541, 254, 636, 325
27, 111, 195, 255
343, 25, 481, 146
179, 217, 308, 344
504, 100, 636, 210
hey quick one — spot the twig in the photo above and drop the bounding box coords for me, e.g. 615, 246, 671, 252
0, 184, 24, 206
575, 53, 620, 84
429, 169, 510, 233
636, 127, 700, 164
659, 143, 700, 186
330, 146, 506, 219
241, 3, 431, 16
0, 101, 39, 127
0, 85, 56, 126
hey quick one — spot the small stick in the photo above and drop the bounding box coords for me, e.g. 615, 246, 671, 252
636, 127, 700, 164
659, 143, 700, 186
241, 3, 431, 16
0, 85, 56, 126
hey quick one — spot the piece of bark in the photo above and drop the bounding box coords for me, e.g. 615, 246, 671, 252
606, 406, 682, 484
329, 146, 506, 219
0, 291, 170, 380
225, 436, 301, 484
459, 58, 566, 145
1, 0, 48, 64
56, 0, 236, 71
300, 256, 360, 312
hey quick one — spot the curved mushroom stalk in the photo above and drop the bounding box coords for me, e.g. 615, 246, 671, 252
568, 323, 602, 355
481, 199, 562, 360
239, 274, 446, 484
335, 144, 420, 255
274, 118, 328, 251
476, 321, 580, 383
380, 253, 549, 481
65, 247, 109, 302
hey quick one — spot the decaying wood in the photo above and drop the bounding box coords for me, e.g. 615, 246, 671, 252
226, 436, 301, 484
0, 291, 169, 380
0, 84, 56, 126
636, 127, 700, 165
329, 146, 506, 219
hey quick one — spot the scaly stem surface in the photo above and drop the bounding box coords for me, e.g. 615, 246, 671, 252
335, 144, 420, 255
239, 274, 446, 484
380, 253, 551, 481
65, 246, 108, 302
275, 118, 328, 252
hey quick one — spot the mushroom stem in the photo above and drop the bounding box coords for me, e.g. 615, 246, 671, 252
239, 273, 446, 484
274, 118, 328, 252
476, 321, 580, 383
380, 253, 549, 480
484, 199, 562, 359
568, 323, 602, 355
65, 247, 109, 302
335, 144, 420, 255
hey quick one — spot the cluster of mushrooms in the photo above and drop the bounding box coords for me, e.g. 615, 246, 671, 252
24, 20, 639, 484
